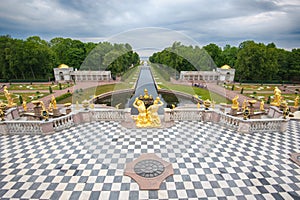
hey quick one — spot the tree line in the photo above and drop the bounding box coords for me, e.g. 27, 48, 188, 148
149, 41, 300, 83
0, 35, 140, 81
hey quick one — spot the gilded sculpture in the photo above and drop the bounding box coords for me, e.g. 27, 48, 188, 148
133, 97, 149, 127
22, 100, 27, 112
3, 86, 16, 107
231, 95, 239, 110
271, 86, 281, 106
51, 95, 57, 109
147, 97, 164, 127
260, 100, 265, 111
295, 96, 299, 108
133, 89, 164, 128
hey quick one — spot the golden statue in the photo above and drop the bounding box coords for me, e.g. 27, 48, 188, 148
295, 96, 299, 108
133, 97, 150, 127
143, 89, 150, 99
197, 102, 201, 109
242, 100, 247, 111
48, 102, 53, 112
231, 95, 239, 110
51, 95, 57, 109
260, 100, 265, 111
3, 86, 15, 107
22, 100, 27, 112
271, 87, 281, 106
147, 97, 164, 127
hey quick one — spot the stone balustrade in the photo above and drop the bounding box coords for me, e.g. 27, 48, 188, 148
0, 106, 290, 135
91, 109, 126, 121
4, 121, 43, 134
164, 107, 289, 133
52, 114, 74, 131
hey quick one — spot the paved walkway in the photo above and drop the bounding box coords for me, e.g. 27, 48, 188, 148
4, 81, 119, 110
0, 120, 299, 199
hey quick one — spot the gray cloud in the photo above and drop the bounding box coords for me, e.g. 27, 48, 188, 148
0, 0, 299, 50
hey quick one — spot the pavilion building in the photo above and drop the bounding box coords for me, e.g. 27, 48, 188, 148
53, 64, 112, 82
179, 64, 235, 83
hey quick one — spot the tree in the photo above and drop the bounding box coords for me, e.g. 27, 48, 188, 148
235, 41, 278, 82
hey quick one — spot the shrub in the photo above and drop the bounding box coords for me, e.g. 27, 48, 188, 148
59, 83, 62, 90
240, 88, 244, 94
55, 92, 72, 102
36, 91, 40, 94
19, 95, 23, 104
231, 85, 235, 91
267, 96, 271, 104
253, 91, 257, 95
49, 86, 53, 94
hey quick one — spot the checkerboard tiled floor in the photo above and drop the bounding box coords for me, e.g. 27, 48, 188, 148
0, 120, 299, 199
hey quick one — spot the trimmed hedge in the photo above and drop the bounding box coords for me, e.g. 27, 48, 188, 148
55, 92, 72, 102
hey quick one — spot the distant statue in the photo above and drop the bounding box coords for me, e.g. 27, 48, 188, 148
143, 89, 150, 99
295, 96, 299, 108
3, 86, 14, 107
22, 100, 27, 112
133, 98, 150, 127
260, 100, 265, 111
271, 87, 281, 106
231, 95, 239, 110
48, 102, 53, 112
51, 95, 57, 109
147, 97, 164, 127
242, 100, 247, 111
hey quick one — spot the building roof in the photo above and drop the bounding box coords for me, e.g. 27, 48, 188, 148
58, 64, 69, 69
220, 64, 231, 69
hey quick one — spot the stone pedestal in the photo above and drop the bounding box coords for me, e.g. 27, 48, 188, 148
66, 108, 72, 115
53, 108, 60, 117
230, 108, 237, 115
34, 106, 42, 117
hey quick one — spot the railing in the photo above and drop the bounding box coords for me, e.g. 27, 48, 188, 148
170, 108, 203, 121
247, 119, 285, 132
1, 107, 289, 135
91, 109, 125, 121
219, 112, 240, 130
51, 114, 74, 131
5, 121, 43, 134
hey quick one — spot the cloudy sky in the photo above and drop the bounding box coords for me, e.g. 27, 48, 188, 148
0, 0, 299, 55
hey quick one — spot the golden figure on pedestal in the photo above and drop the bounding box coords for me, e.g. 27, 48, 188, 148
295, 96, 299, 108
22, 100, 27, 112
133, 98, 150, 127
133, 89, 164, 128
260, 100, 265, 111
231, 95, 239, 110
51, 95, 57, 109
147, 97, 164, 127
3, 86, 16, 107
271, 87, 281, 106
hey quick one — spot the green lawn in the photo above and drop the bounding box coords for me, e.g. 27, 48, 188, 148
0, 92, 49, 105
245, 93, 299, 106
8, 83, 73, 91
151, 64, 229, 104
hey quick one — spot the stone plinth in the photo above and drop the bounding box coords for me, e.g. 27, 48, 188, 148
267, 106, 283, 118
34, 106, 42, 117
53, 108, 61, 117
230, 108, 238, 115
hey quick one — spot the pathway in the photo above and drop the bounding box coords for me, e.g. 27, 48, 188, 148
5, 81, 119, 110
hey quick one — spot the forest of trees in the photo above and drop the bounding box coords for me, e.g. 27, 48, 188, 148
149, 41, 300, 83
0, 35, 140, 81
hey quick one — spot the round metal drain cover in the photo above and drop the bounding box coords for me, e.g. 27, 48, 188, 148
134, 159, 165, 178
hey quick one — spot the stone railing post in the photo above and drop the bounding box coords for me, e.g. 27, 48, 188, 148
40, 121, 55, 134
0, 122, 7, 134
124, 108, 132, 122
164, 108, 172, 122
